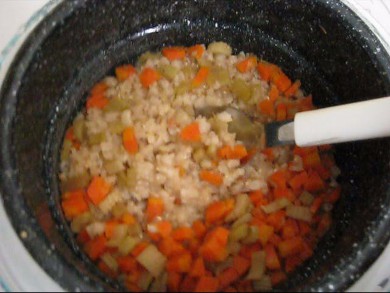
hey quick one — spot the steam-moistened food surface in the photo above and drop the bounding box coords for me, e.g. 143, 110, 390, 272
59, 42, 341, 292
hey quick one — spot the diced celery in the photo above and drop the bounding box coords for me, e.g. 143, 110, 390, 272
214, 257, 234, 275
61, 172, 91, 193
70, 212, 92, 233
109, 121, 127, 134
207, 66, 231, 86
286, 205, 312, 222
253, 275, 272, 291
261, 198, 291, 214
138, 271, 154, 291
206, 145, 217, 158
104, 159, 124, 174
117, 167, 137, 189
247, 251, 266, 280
232, 213, 252, 228
61, 140, 72, 161
127, 223, 142, 237
226, 193, 252, 222
104, 97, 129, 112
136, 245, 167, 278
106, 224, 128, 247
229, 224, 249, 242
101, 253, 118, 272
183, 65, 197, 78
118, 236, 140, 255
242, 226, 260, 244
227, 241, 242, 255
88, 132, 106, 145
73, 117, 86, 142
175, 81, 190, 96
193, 147, 207, 163
111, 203, 128, 218
230, 78, 252, 102
157, 64, 178, 80
208, 42, 232, 55
299, 191, 314, 206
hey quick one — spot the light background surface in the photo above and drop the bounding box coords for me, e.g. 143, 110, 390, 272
0, 0, 390, 292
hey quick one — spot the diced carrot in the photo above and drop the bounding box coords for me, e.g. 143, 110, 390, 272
284, 80, 301, 97
266, 210, 286, 232
302, 150, 321, 169
200, 227, 229, 262
192, 66, 209, 87
298, 221, 311, 237
189, 257, 206, 277
188, 238, 201, 256
299, 95, 314, 111
288, 171, 308, 192
240, 147, 257, 164
181, 276, 197, 292
239, 243, 261, 260
146, 197, 164, 222
117, 255, 137, 273
249, 190, 268, 206
86, 93, 109, 110
61, 189, 89, 219
139, 67, 161, 88
278, 236, 304, 258
282, 219, 299, 240
115, 64, 136, 81
265, 244, 281, 270
167, 252, 193, 273
252, 207, 267, 221
315, 165, 331, 180
326, 186, 341, 204
195, 276, 219, 293
77, 229, 91, 244
87, 176, 111, 205
172, 227, 195, 242
218, 268, 239, 290
217, 145, 232, 159
121, 213, 136, 225
285, 255, 302, 273
258, 99, 275, 117
192, 220, 207, 239
188, 44, 205, 59
162, 46, 187, 61
151, 221, 172, 240
131, 241, 149, 257
317, 213, 332, 237
232, 255, 251, 276
122, 127, 138, 154
200, 169, 223, 186
272, 70, 292, 92
269, 84, 279, 102
180, 122, 201, 142
269, 234, 282, 246
168, 272, 182, 292
268, 169, 290, 188
273, 187, 295, 202
261, 148, 275, 160
236, 56, 257, 73
224, 286, 238, 292
270, 271, 287, 286
125, 281, 142, 293
232, 145, 248, 159
65, 127, 75, 141
257, 222, 275, 246
98, 261, 117, 279
158, 237, 186, 257
304, 171, 325, 192
276, 102, 287, 121
105, 220, 120, 239
293, 146, 317, 157
85, 235, 107, 260
257, 62, 277, 82
310, 196, 324, 214
205, 198, 234, 224
91, 81, 108, 96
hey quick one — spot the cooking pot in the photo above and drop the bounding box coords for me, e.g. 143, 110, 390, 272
1, 0, 390, 291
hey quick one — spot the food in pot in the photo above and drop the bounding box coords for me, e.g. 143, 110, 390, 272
59, 42, 341, 291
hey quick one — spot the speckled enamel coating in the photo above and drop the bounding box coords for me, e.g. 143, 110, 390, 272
0, 0, 390, 291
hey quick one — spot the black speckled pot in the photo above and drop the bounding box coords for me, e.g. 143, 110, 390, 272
1, 0, 390, 291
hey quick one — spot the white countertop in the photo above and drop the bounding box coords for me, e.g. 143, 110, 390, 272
0, 0, 389, 292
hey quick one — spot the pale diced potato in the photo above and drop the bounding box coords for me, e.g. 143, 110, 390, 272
286, 205, 312, 222
261, 198, 291, 214
118, 236, 140, 255
136, 245, 167, 278
208, 42, 232, 56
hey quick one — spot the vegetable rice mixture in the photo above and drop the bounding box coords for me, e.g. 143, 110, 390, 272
60, 42, 341, 292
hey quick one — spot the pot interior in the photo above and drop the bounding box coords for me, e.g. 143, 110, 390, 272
1, 0, 390, 291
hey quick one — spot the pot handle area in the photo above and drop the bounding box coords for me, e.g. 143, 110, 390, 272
294, 97, 390, 147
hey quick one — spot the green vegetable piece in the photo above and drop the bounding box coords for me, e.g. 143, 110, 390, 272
157, 64, 178, 80
230, 78, 252, 102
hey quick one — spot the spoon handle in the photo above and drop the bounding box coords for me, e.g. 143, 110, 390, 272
294, 97, 390, 147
